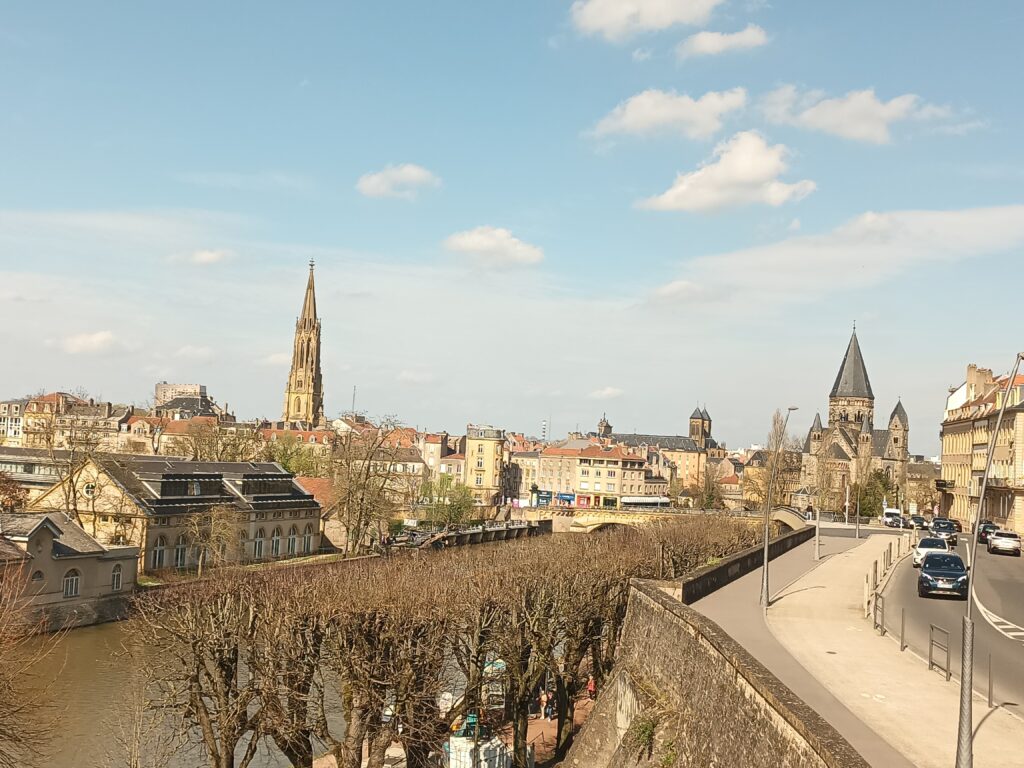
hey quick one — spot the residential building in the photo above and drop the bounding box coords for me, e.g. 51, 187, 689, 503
538, 447, 580, 505
0, 446, 64, 502
743, 449, 804, 508
29, 456, 323, 572
510, 451, 540, 502
22, 392, 88, 448
940, 364, 1024, 532
465, 424, 508, 505
799, 330, 910, 510
439, 453, 465, 484
282, 261, 326, 427
417, 432, 451, 476
906, 457, 941, 515
0, 399, 28, 447
1, 510, 139, 628
153, 393, 231, 421
154, 382, 207, 406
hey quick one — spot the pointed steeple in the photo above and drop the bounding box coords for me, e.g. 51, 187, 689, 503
811, 412, 823, 432
300, 259, 317, 326
690, 405, 703, 419
889, 399, 908, 427
830, 330, 874, 399
860, 414, 872, 434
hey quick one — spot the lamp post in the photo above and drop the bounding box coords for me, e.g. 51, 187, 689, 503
955, 353, 1023, 768
761, 406, 798, 618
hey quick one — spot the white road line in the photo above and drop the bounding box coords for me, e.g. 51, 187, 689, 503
974, 593, 1024, 644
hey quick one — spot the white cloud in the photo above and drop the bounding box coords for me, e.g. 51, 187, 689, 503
761, 85, 951, 144
356, 164, 441, 200
639, 131, 815, 212
592, 88, 746, 140
175, 344, 214, 361
397, 369, 436, 385
632, 47, 652, 62
676, 24, 767, 59
61, 330, 117, 355
443, 226, 544, 268
571, 0, 725, 42
651, 205, 1024, 309
189, 249, 232, 265
260, 352, 292, 366
589, 386, 624, 400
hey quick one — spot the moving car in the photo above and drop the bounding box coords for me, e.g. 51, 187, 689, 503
883, 515, 910, 529
913, 537, 949, 568
977, 523, 998, 544
881, 509, 904, 527
987, 530, 1022, 557
930, 518, 958, 547
918, 552, 969, 599
910, 515, 928, 529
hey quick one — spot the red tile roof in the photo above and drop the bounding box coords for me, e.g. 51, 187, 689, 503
295, 476, 337, 509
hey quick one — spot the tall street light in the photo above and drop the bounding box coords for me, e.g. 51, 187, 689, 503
761, 406, 798, 618
955, 352, 1023, 768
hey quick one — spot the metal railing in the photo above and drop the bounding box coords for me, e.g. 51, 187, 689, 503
872, 593, 886, 636
929, 624, 952, 682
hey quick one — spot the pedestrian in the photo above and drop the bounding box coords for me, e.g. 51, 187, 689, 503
586, 675, 596, 700
538, 689, 547, 720
544, 691, 554, 721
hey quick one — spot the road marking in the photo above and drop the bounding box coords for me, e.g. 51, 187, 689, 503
974, 593, 1024, 645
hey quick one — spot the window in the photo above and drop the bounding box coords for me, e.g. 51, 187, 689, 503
254, 528, 265, 559
174, 534, 188, 568
30, 570, 43, 583
188, 481, 201, 496
594, 483, 602, 492
475, 476, 482, 486
310, 436, 317, 444
271, 527, 282, 557
62, 569, 81, 598
83, 482, 96, 499
607, 470, 616, 478
607, 483, 616, 492
476, 459, 484, 469
580, 481, 589, 490
581, 469, 589, 477
287, 526, 297, 555
302, 525, 313, 554
111, 564, 122, 592
595, 470, 602, 477
151, 536, 167, 569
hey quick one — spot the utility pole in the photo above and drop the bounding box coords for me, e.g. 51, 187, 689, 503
761, 406, 798, 618
956, 352, 1023, 768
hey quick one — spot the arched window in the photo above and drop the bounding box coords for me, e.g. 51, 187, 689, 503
271, 527, 282, 557
294, 396, 301, 414
83, 482, 96, 499
62, 569, 81, 598
111, 564, 122, 592
30, 570, 43, 583
151, 535, 166, 570
302, 525, 313, 554
254, 528, 265, 559
287, 526, 297, 555
174, 534, 187, 569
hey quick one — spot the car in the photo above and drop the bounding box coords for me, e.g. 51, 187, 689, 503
913, 537, 949, 567
977, 523, 998, 544
918, 552, 969, 599
910, 515, 928, 529
883, 514, 910, 528
930, 518, 958, 547
951, 518, 964, 533
987, 530, 1022, 557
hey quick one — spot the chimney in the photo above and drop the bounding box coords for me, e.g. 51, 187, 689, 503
105, 402, 112, 418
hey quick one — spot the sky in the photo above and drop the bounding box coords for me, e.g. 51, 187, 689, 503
2, 1, 1023, 456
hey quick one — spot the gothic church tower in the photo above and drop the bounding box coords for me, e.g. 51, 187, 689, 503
282, 261, 325, 426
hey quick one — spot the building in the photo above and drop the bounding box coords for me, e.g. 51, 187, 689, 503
509, 450, 540, 502
0, 399, 28, 448
417, 432, 451, 477
154, 382, 207, 406
538, 447, 581, 505
1, 510, 139, 628
0, 446, 65, 502
153, 393, 231, 421
282, 261, 326, 427
940, 364, 1024, 532
22, 392, 88, 448
799, 330, 910, 510
439, 453, 465, 484
465, 425, 509, 505
29, 456, 323, 572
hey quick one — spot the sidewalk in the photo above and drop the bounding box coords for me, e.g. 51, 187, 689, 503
767, 534, 1024, 768
693, 535, 914, 768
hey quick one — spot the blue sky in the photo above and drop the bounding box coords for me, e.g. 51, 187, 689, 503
2, 1, 1023, 454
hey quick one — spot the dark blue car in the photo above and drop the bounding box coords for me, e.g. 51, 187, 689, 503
918, 552, 969, 599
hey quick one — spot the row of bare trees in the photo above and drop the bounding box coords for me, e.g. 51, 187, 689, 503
123, 517, 763, 768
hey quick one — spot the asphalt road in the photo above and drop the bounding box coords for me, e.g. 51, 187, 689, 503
880, 534, 1024, 707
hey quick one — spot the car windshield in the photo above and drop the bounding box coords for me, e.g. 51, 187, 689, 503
933, 520, 954, 530
993, 531, 1020, 540
918, 538, 945, 549
923, 554, 965, 571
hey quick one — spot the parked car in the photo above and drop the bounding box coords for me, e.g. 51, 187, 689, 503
931, 518, 958, 547
977, 523, 998, 544
951, 518, 964, 533
987, 530, 1022, 557
910, 515, 928, 529
883, 514, 911, 529
918, 552, 969, 599
913, 537, 950, 567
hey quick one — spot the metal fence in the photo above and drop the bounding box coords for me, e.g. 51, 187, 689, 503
928, 624, 952, 682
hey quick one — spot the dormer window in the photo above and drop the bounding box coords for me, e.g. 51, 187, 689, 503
188, 481, 201, 496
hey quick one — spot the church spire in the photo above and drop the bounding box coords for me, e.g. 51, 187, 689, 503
830, 329, 874, 400
300, 259, 317, 326
282, 262, 325, 426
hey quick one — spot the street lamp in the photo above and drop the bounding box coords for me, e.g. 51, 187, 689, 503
955, 352, 1023, 768
761, 406, 798, 618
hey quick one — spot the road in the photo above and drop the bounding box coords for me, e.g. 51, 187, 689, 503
880, 533, 1024, 707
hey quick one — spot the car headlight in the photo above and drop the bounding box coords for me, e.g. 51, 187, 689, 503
921, 574, 936, 583
957, 575, 968, 583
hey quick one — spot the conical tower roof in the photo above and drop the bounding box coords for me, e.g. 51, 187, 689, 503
690, 406, 703, 419
889, 399, 908, 426
811, 412, 823, 432
830, 330, 873, 400
299, 260, 317, 324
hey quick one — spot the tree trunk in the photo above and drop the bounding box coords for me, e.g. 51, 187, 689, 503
365, 725, 391, 768
554, 678, 576, 759
404, 742, 432, 768
512, 700, 531, 768
278, 738, 313, 768
333, 701, 367, 768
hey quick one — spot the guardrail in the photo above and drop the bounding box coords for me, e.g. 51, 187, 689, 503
872, 593, 886, 636
928, 624, 951, 682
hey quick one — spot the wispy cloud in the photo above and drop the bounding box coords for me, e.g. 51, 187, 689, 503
443, 226, 544, 268
356, 164, 441, 200
676, 24, 768, 59
571, 0, 725, 42
592, 88, 746, 141
60, 330, 118, 355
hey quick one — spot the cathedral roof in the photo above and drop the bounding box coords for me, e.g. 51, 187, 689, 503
690, 406, 703, 419
830, 330, 874, 400
701, 407, 711, 420
811, 412, 823, 432
826, 443, 850, 461
889, 399, 909, 426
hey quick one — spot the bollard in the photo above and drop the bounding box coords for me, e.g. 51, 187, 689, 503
989, 654, 994, 709
888, 541, 893, 569
864, 574, 870, 617
872, 559, 878, 589
900, 608, 906, 652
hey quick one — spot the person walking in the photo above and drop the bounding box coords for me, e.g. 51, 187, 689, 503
586, 675, 596, 700
538, 689, 548, 720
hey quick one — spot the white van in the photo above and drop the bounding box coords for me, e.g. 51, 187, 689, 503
881, 508, 905, 527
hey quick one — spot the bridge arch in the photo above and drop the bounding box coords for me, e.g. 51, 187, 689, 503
771, 506, 810, 531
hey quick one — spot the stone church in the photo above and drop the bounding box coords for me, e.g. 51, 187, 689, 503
799, 330, 909, 509
281, 261, 327, 428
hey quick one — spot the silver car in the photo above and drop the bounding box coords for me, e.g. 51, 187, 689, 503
913, 536, 949, 567
987, 530, 1022, 557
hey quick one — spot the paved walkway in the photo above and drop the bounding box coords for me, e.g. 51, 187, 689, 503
767, 534, 1024, 768
693, 534, 914, 768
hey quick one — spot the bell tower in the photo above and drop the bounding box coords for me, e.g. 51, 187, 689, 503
282, 261, 325, 426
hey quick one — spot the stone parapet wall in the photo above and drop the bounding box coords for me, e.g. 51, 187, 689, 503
563, 579, 867, 768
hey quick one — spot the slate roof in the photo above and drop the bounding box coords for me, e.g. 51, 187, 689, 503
811, 413, 823, 432
0, 537, 27, 562
872, 430, 892, 456
690, 407, 703, 419
0, 512, 106, 556
612, 433, 702, 452
889, 399, 909, 426
830, 331, 874, 400
826, 443, 850, 461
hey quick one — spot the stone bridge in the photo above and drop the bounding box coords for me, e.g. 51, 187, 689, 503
418, 521, 542, 549
509, 506, 809, 534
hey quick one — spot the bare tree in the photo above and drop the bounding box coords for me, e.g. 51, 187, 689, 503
0, 473, 26, 512
168, 422, 265, 463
